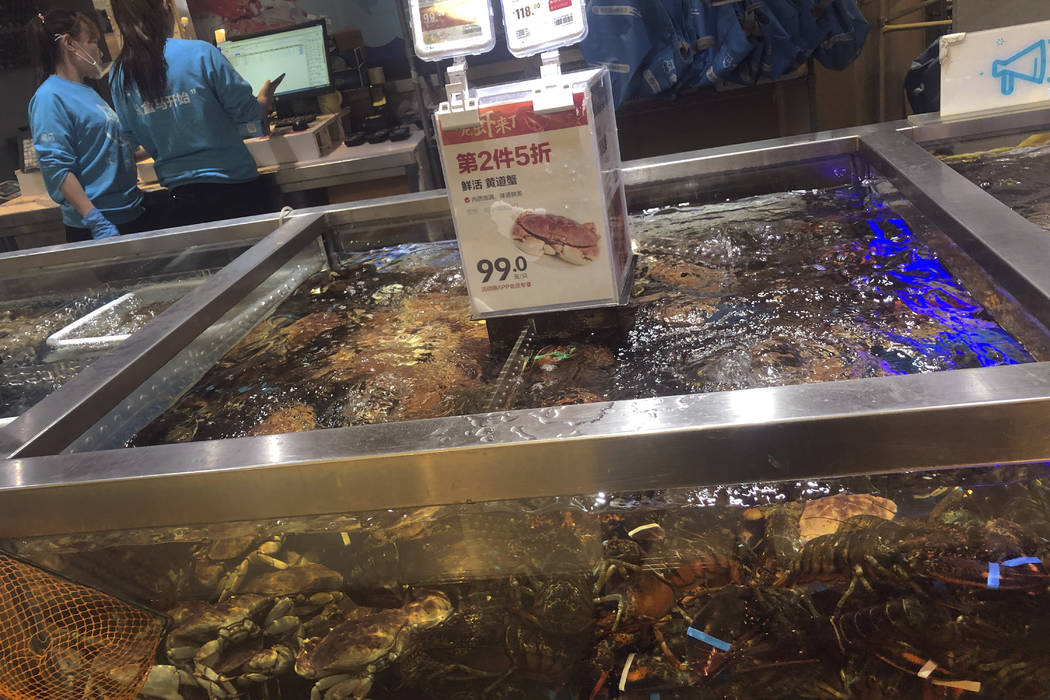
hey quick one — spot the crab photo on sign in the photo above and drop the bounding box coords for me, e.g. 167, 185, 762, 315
511, 212, 599, 265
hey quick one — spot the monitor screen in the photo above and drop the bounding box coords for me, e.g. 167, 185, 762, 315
219, 22, 330, 98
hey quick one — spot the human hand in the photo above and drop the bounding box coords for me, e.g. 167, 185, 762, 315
257, 73, 284, 114
82, 207, 120, 239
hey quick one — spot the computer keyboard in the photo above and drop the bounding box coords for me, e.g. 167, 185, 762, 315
272, 114, 318, 130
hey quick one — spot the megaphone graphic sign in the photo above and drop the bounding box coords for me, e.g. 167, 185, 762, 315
991, 40, 1047, 95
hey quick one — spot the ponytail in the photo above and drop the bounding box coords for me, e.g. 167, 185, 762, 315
112, 0, 174, 103
24, 10, 99, 85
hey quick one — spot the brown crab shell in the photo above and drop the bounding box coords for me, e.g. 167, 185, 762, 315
238, 563, 345, 596
798, 494, 898, 542
512, 212, 600, 264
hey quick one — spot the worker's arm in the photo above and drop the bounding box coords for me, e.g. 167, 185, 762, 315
57, 172, 94, 217
58, 173, 119, 238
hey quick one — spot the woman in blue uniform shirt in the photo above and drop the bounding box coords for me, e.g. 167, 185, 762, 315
109, 0, 279, 227
26, 10, 151, 243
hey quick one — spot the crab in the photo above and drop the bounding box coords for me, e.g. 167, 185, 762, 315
220, 312, 348, 370
639, 257, 729, 295
531, 343, 615, 387
165, 595, 305, 695
295, 589, 454, 699
215, 534, 342, 602
246, 402, 317, 437
511, 212, 600, 265
646, 296, 723, 327
313, 293, 491, 424
798, 494, 898, 542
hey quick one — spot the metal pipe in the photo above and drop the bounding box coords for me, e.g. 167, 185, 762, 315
879, 0, 887, 122
884, 19, 954, 32
885, 0, 949, 25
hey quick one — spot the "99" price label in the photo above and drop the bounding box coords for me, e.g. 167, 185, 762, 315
477, 256, 528, 282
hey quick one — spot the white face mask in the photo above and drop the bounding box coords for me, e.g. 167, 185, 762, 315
59, 35, 103, 79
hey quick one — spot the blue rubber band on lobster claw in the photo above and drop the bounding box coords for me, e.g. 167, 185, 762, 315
1002, 556, 1041, 567
687, 627, 732, 652
987, 562, 1001, 589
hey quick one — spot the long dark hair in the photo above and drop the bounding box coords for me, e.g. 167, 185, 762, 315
112, 0, 173, 102
24, 10, 99, 85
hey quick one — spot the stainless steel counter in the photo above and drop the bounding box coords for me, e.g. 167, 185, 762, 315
2, 107, 1050, 539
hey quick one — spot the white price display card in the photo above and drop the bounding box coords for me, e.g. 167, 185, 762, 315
501, 0, 588, 58
436, 68, 631, 319
941, 20, 1050, 117
409, 0, 496, 61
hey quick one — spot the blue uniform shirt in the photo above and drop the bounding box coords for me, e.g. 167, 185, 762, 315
29, 75, 143, 228
110, 38, 261, 189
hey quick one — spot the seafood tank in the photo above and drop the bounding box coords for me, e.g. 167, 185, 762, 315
0, 293, 118, 418
9, 461, 1050, 699
0, 280, 197, 420
131, 182, 1032, 444
929, 131, 1050, 233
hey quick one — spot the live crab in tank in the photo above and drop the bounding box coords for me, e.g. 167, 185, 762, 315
129, 267, 497, 446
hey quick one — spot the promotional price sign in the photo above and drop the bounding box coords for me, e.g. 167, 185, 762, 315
436, 68, 631, 319
409, 0, 495, 60
941, 20, 1050, 117
501, 0, 588, 58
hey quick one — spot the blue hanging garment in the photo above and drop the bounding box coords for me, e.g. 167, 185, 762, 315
582, 0, 869, 106
763, 0, 811, 68
791, 0, 825, 56
751, 1, 802, 81
677, 1, 719, 89
692, 3, 756, 88
814, 0, 871, 70
581, 0, 690, 105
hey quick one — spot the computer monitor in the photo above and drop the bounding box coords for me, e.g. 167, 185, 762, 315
219, 20, 332, 99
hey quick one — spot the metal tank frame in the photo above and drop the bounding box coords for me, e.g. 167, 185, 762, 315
2, 107, 1050, 539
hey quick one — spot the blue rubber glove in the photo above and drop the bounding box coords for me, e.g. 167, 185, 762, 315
82, 207, 120, 239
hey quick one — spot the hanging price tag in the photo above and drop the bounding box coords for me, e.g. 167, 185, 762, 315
500, 0, 588, 58
409, 0, 495, 61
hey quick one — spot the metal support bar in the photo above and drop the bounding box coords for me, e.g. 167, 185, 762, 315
879, 0, 888, 123
0, 213, 327, 459
3, 361, 1050, 538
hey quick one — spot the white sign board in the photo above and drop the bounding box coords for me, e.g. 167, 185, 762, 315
436, 69, 631, 319
941, 20, 1050, 117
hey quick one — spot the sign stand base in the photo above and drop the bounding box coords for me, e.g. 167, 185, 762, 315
484, 255, 637, 351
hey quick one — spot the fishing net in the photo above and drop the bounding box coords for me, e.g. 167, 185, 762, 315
0, 551, 166, 700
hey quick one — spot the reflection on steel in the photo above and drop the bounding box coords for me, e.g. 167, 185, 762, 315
860, 129, 1050, 332
0, 213, 327, 459
906, 104, 1050, 147
0, 190, 454, 275
2, 362, 1050, 538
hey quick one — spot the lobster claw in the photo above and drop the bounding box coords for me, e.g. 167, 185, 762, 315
923, 555, 1047, 592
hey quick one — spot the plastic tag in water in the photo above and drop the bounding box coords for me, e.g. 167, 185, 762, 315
687, 627, 731, 652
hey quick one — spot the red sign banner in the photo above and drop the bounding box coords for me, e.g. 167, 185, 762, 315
440, 93, 588, 145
